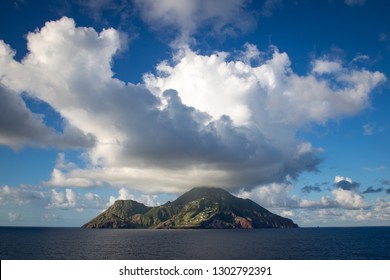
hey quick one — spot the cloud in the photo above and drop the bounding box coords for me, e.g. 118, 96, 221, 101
301, 185, 322, 194
380, 32, 388, 42
351, 54, 370, 64
299, 196, 337, 209
0, 185, 46, 206
77, 0, 126, 19
299, 190, 366, 210
107, 187, 160, 207
8, 211, 20, 222
43, 153, 103, 188
47, 189, 78, 208
362, 186, 383, 194
334, 176, 360, 191
374, 199, 390, 220
312, 59, 342, 74
344, 0, 367, 7
0, 83, 95, 150
331, 188, 366, 209
382, 179, 390, 186
238, 179, 366, 211
236, 182, 299, 208
363, 123, 374, 135
146, 46, 385, 128
0, 17, 386, 194
261, 0, 283, 17
362, 123, 383, 136
134, 0, 256, 44
318, 209, 343, 218
76, 0, 134, 32
293, 176, 367, 210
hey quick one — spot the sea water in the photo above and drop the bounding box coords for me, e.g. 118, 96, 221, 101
1, 226, 389, 259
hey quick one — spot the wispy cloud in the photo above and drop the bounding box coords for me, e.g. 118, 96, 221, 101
344, 0, 367, 7
362, 186, 383, 194
301, 185, 323, 194
134, 0, 256, 45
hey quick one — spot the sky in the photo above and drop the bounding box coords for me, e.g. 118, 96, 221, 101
0, 0, 389, 227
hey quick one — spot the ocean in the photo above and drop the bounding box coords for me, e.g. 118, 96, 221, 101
1, 227, 389, 260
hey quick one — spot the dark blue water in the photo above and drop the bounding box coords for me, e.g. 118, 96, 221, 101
1, 227, 389, 260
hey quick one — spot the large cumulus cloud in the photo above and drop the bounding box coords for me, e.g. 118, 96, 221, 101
0, 17, 386, 194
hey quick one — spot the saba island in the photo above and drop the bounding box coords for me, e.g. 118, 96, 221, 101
83, 187, 298, 229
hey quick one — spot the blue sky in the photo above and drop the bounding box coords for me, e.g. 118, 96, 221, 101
0, 0, 389, 227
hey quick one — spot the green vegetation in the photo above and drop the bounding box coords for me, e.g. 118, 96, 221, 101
82, 187, 298, 229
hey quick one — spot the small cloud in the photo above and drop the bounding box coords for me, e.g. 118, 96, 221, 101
351, 54, 370, 63
363, 124, 374, 135
13, 0, 27, 10
107, 187, 160, 207
236, 183, 299, 209
44, 212, 59, 222
334, 176, 360, 191
364, 166, 386, 172
312, 59, 342, 74
344, 0, 367, 7
281, 210, 294, 217
301, 185, 322, 194
8, 211, 20, 222
261, 0, 283, 17
332, 188, 367, 209
362, 123, 383, 136
47, 189, 78, 209
380, 32, 388, 42
382, 180, 390, 186
362, 186, 383, 194
318, 209, 342, 217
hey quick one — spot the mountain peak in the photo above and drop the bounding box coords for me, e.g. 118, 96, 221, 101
173, 186, 233, 205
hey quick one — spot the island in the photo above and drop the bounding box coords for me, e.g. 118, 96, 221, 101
82, 187, 298, 229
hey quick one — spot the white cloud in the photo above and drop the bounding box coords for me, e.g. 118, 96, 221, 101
280, 210, 294, 217
299, 196, 336, 209
331, 188, 366, 209
236, 182, 299, 208
373, 199, 390, 220
107, 187, 160, 207
299, 176, 366, 210
346, 209, 372, 221
312, 60, 342, 74
0, 185, 46, 205
0, 17, 386, 195
335, 175, 353, 184
351, 54, 370, 64
84, 192, 100, 201
48, 189, 77, 208
146, 46, 385, 128
134, 0, 256, 45
362, 123, 383, 136
363, 123, 374, 135
44, 167, 102, 188
318, 209, 342, 218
